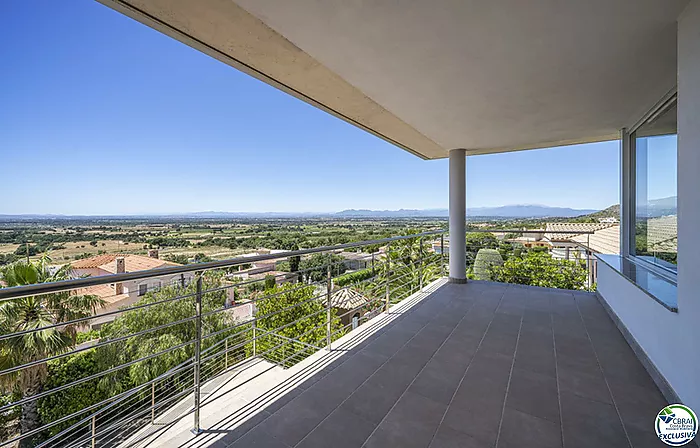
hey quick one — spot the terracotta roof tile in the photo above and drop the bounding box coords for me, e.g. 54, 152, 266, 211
544, 223, 616, 241
71, 253, 180, 272
571, 225, 620, 255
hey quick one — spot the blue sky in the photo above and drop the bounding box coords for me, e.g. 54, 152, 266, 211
1, 0, 620, 215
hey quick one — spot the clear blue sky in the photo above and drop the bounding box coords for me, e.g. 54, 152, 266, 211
1, 0, 620, 215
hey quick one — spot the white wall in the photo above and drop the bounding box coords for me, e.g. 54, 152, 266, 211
596, 264, 685, 398
675, 0, 700, 410
598, 0, 700, 410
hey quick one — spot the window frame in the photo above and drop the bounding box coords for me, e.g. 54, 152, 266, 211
623, 89, 678, 284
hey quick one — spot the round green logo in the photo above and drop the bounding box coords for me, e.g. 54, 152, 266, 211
656, 404, 698, 446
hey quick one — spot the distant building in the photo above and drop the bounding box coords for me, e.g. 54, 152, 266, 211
570, 225, 620, 284
339, 251, 373, 270
71, 252, 193, 329
327, 288, 377, 330
543, 223, 616, 260
570, 226, 621, 256
237, 250, 289, 273
646, 215, 678, 254
542, 223, 620, 286
431, 239, 448, 254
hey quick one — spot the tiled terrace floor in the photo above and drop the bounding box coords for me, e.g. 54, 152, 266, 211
139, 281, 682, 448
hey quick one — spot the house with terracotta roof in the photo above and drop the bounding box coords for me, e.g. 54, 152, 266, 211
326, 288, 378, 330
71, 251, 194, 328
543, 223, 621, 286
543, 222, 617, 260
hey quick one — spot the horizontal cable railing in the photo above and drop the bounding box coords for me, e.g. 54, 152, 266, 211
0, 231, 444, 448
0, 228, 602, 447
460, 229, 597, 289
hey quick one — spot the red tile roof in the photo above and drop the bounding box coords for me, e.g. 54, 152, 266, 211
71, 254, 180, 272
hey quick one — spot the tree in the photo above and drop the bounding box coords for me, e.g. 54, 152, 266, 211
264, 275, 276, 290
465, 232, 499, 268
96, 274, 241, 394
384, 236, 441, 302
465, 232, 499, 252
298, 254, 346, 283
288, 256, 300, 275
335, 268, 374, 287
251, 284, 344, 367
358, 235, 442, 305
37, 350, 110, 438
193, 253, 212, 263
472, 249, 504, 281
0, 258, 104, 446
286, 243, 300, 277
13, 245, 39, 257
31, 274, 246, 443
164, 254, 189, 265
493, 250, 587, 290
0, 254, 17, 266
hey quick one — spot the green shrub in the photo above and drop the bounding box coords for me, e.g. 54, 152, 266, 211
335, 268, 374, 287
38, 350, 112, 437
473, 249, 504, 281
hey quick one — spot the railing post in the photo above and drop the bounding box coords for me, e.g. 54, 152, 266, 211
326, 253, 332, 351
440, 234, 445, 277
419, 238, 424, 292
385, 243, 391, 313
225, 338, 229, 369
587, 233, 593, 289
151, 382, 155, 424
252, 313, 257, 357
91, 416, 96, 448
191, 273, 203, 435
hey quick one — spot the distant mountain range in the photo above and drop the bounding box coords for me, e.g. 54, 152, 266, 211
469, 205, 598, 218
578, 196, 677, 221
585, 204, 620, 219
1, 204, 602, 220
641, 196, 677, 217
337, 205, 597, 218
3, 198, 677, 221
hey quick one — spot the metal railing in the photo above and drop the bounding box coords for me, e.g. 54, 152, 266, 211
0, 231, 444, 448
457, 229, 597, 288
0, 227, 602, 447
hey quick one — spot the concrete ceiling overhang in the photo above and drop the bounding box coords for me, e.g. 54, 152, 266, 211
99, 0, 688, 159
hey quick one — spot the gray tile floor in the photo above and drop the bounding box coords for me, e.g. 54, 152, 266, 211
216, 281, 679, 448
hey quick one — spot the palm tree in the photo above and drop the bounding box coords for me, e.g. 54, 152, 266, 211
362, 235, 442, 305
0, 257, 104, 446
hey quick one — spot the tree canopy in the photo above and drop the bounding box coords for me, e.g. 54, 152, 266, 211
251, 283, 344, 367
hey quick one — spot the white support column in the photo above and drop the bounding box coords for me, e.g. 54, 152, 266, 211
619, 128, 633, 257
677, 0, 700, 410
449, 149, 467, 283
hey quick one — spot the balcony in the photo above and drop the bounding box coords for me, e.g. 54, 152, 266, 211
0, 232, 677, 448
122, 281, 670, 448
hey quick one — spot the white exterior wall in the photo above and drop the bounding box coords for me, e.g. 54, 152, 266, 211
127, 272, 196, 298
676, 0, 700, 410
90, 271, 196, 329
598, 0, 700, 410
596, 264, 685, 397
